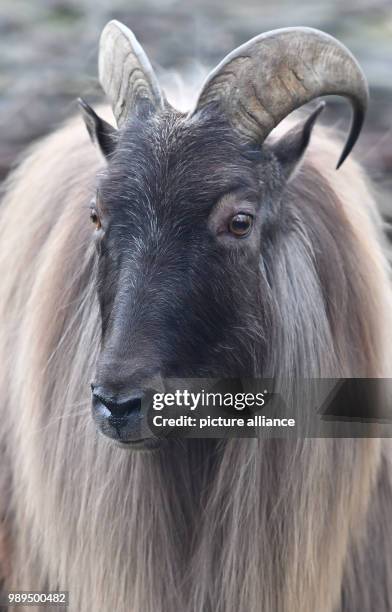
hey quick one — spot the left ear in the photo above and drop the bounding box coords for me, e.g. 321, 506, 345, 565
78, 98, 118, 157
270, 102, 326, 181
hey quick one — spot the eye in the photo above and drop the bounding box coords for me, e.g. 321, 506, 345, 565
228, 213, 253, 237
90, 207, 101, 230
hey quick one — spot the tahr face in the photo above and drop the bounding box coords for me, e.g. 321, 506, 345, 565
87, 106, 287, 447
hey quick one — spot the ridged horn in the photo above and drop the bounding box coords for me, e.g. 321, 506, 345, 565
99, 20, 164, 127
191, 27, 368, 168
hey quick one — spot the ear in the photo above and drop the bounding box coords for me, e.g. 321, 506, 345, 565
78, 98, 118, 158
270, 102, 326, 181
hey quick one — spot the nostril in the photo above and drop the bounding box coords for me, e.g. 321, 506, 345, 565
109, 396, 143, 417
92, 387, 144, 418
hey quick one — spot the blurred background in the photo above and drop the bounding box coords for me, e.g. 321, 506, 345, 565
0, 0, 391, 225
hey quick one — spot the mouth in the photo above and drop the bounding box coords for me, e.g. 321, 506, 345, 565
112, 437, 163, 451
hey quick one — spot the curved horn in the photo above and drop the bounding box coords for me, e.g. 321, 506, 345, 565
99, 20, 164, 127
191, 27, 368, 168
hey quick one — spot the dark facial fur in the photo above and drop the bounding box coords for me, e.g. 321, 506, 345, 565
91, 106, 291, 393
0, 101, 390, 611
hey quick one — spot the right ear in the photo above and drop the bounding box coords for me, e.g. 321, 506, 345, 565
269, 103, 325, 181
78, 98, 118, 158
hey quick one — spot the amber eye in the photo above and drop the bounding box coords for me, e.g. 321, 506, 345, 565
90, 208, 101, 230
228, 213, 253, 237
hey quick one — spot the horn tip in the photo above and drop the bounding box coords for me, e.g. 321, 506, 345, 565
100, 19, 138, 47
336, 143, 354, 170
101, 19, 127, 35
335, 104, 366, 170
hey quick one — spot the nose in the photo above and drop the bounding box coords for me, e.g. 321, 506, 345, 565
91, 386, 146, 444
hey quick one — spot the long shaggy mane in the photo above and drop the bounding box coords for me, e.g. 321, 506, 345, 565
0, 108, 391, 611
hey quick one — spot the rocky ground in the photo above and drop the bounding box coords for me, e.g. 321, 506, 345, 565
0, 0, 391, 222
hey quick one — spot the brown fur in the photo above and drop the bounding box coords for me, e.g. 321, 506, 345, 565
0, 108, 391, 611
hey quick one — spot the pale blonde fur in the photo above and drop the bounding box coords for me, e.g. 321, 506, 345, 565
0, 106, 391, 611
